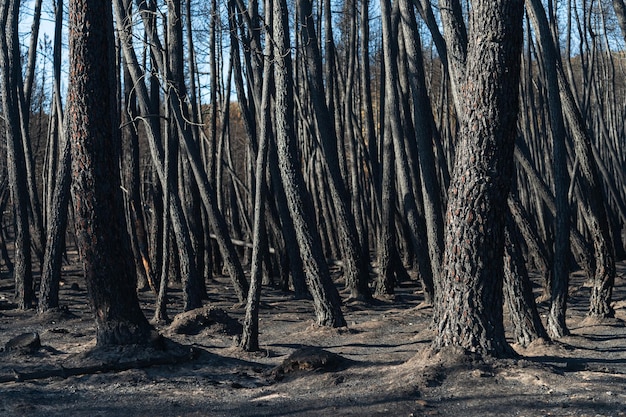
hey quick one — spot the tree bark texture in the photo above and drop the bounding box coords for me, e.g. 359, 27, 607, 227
503, 216, 549, 347
433, 0, 524, 357
67, 0, 153, 345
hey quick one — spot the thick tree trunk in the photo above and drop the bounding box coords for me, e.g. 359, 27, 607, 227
67, 0, 153, 345
433, 0, 524, 357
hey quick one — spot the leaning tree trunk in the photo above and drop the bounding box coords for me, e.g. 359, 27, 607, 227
298, 0, 372, 302
0, 0, 34, 309
38, 0, 67, 313
241, 10, 273, 351
433, 0, 524, 358
399, 0, 445, 293
531, 0, 616, 320
526, 0, 572, 338
274, 0, 345, 327
67, 0, 153, 346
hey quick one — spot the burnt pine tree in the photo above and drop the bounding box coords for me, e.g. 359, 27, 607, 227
275, 0, 345, 327
67, 0, 154, 345
0, 0, 34, 309
433, 0, 524, 357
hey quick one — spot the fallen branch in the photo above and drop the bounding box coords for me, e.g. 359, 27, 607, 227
0, 346, 199, 384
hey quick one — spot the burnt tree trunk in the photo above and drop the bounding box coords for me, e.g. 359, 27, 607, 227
274, 0, 345, 327
503, 215, 549, 347
298, 0, 372, 302
526, 0, 572, 337
67, 0, 153, 345
0, 0, 34, 309
433, 0, 524, 357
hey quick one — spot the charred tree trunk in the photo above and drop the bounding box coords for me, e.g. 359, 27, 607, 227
433, 0, 524, 358
526, 0, 573, 338
67, 0, 153, 345
241, 6, 273, 351
275, 0, 345, 327
503, 214, 549, 347
0, 0, 34, 309
298, 0, 372, 302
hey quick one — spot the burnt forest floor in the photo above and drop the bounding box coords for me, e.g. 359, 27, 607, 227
1, 253, 626, 417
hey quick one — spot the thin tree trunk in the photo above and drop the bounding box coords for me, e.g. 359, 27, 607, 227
378, 0, 434, 303
134, 0, 249, 303
526, 0, 572, 338
298, 0, 372, 301
399, 0, 445, 294
0, 0, 34, 309
115, 0, 213, 310
274, 0, 345, 327
241, 9, 273, 350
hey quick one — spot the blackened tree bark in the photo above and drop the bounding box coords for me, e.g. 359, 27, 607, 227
120, 2, 153, 292
67, 0, 153, 345
0, 0, 34, 309
503, 215, 549, 347
167, 0, 203, 310
297, 0, 372, 302
275, 0, 345, 327
241, 7, 273, 351
375, 113, 396, 296
399, 0, 445, 293
38, 118, 70, 313
433, 0, 524, 357
526, 0, 572, 337
38, 0, 67, 313
377, 0, 434, 302
360, 0, 379, 194
23, 0, 43, 106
